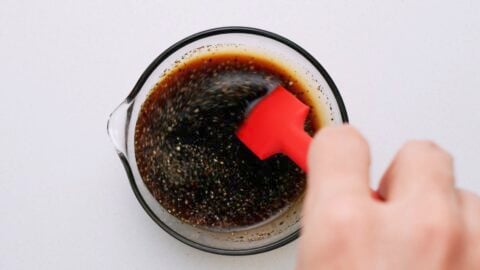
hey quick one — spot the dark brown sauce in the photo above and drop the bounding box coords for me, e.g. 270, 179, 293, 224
135, 52, 320, 229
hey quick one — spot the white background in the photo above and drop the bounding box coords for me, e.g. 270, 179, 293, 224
1, 1, 479, 269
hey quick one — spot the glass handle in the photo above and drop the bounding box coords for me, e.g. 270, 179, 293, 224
107, 101, 132, 156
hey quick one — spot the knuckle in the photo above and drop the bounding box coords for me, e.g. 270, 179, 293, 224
395, 141, 416, 162
404, 140, 439, 150
398, 140, 434, 157
413, 214, 463, 246
401, 140, 451, 158
397, 140, 453, 167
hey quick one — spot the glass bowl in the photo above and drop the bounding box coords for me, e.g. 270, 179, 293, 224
107, 26, 348, 255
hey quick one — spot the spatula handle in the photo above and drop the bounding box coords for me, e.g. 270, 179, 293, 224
281, 126, 312, 172
282, 126, 383, 200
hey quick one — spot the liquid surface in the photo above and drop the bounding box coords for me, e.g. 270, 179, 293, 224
135, 52, 319, 229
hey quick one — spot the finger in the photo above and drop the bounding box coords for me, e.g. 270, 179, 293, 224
457, 189, 480, 266
307, 124, 371, 199
378, 140, 455, 201
457, 189, 480, 234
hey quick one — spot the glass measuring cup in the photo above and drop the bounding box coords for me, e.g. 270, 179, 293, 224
107, 27, 348, 255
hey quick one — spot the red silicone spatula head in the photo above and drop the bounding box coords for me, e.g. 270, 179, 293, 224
236, 85, 311, 170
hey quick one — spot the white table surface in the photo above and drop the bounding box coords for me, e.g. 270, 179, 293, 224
1, 1, 479, 269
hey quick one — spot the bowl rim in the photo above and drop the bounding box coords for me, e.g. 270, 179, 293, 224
119, 26, 349, 255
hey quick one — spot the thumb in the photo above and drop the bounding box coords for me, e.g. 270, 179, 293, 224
307, 125, 371, 200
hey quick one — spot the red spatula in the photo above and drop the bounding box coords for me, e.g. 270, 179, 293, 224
236, 85, 312, 172
236, 89, 384, 200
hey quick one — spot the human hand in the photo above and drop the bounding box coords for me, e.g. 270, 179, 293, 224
296, 125, 480, 270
